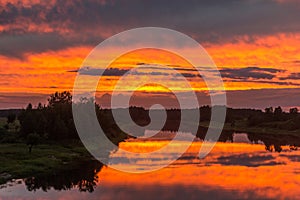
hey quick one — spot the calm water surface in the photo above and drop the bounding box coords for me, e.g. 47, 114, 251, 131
1, 132, 300, 200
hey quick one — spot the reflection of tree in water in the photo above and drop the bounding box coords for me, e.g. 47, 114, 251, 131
196, 127, 300, 153
127, 106, 300, 153
24, 160, 103, 192
195, 127, 234, 143
247, 133, 300, 153
265, 144, 282, 153
157, 113, 300, 153
289, 145, 298, 150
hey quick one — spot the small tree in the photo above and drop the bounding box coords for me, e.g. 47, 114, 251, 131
265, 107, 273, 114
26, 133, 40, 153
37, 102, 44, 110
289, 107, 298, 114
26, 103, 33, 110
274, 106, 284, 121
274, 106, 283, 115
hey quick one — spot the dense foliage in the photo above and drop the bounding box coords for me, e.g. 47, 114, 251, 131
18, 91, 77, 140
17, 91, 130, 144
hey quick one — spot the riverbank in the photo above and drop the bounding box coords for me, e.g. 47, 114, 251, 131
0, 143, 93, 185
1, 120, 300, 185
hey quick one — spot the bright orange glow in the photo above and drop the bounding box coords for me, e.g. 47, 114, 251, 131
205, 33, 300, 90
0, 46, 92, 94
95, 48, 208, 93
98, 141, 300, 199
1, 33, 300, 99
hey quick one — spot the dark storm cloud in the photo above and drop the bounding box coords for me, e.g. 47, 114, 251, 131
220, 66, 283, 80
1, 0, 300, 57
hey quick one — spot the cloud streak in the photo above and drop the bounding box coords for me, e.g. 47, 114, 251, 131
68, 65, 299, 87
220, 67, 283, 80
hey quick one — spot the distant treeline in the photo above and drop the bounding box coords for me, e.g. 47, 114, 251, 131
1, 91, 300, 143
127, 105, 300, 132
243, 106, 300, 130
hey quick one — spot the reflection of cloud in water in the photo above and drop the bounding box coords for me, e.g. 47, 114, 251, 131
232, 133, 263, 144
101, 142, 300, 199
108, 139, 300, 170
215, 154, 283, 167
279, 154, 300, 162
139, 130, 198, 141
1, 139, 300, 199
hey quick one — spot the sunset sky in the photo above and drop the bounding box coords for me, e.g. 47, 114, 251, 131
1, 0, 300, 109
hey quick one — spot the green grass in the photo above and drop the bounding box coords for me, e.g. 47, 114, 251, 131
0, 143, 91, 184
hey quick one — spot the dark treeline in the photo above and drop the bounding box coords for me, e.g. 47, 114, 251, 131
245, 106, 300, 131
1, 91, 300, 147
127, 106, 300, 152
15, 91, 129, 146
128, 105, 300, 132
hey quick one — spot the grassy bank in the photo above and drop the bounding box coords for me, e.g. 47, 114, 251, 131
0, 143, 92, 185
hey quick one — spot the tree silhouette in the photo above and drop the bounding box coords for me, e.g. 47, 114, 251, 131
289, 107, 298, 114
274, 106, 283, 115
48, 91, 72, 107
265, 107, 273, 114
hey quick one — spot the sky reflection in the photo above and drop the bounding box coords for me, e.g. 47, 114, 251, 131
1, 134, 300, 199
101, 139, 300, 199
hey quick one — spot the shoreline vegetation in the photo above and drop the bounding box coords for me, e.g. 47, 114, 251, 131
0, 143, 92, 185
1, 91, 300, 186
0, 91, 129, 185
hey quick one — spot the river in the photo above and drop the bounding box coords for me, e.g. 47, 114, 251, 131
1, 132, 300, 200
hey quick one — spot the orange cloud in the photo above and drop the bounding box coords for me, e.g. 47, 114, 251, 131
1, 33, 300, 108
0, 46, 92, 94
